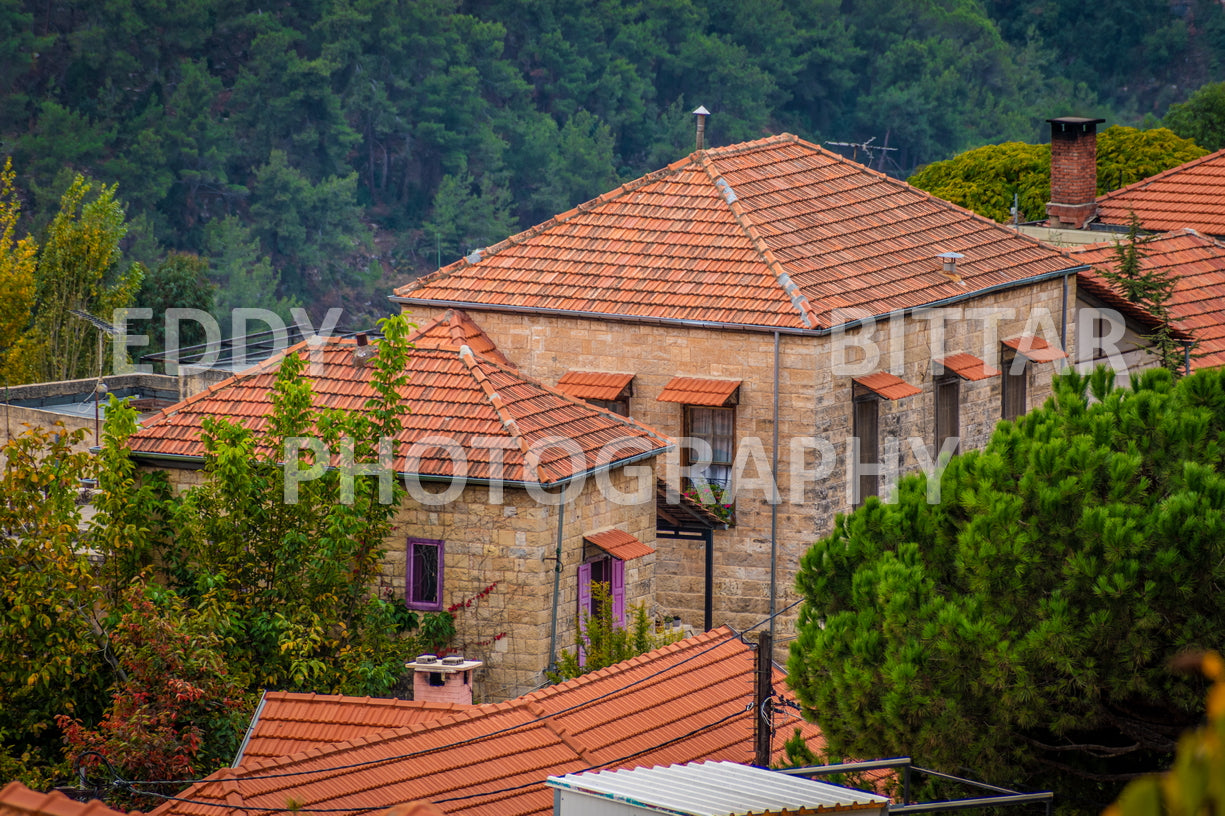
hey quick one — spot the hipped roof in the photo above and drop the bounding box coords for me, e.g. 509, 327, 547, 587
148, 627, 824, 816
127, 322, 671, 485
1096, 148, 1225, 236
395, 134, 1080, 331
1071, 228, 1225, 369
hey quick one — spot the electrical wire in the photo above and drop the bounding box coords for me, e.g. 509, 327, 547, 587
129, 705, 756, 814
121, 597, 806, 792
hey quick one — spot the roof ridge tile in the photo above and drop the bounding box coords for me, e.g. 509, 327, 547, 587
698, 153, 820, 329
456, 345, 536, 480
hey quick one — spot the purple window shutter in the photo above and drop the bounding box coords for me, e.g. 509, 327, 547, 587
577, 562, 591, 666
406, 538, 444, 611
611, 558, 626, 627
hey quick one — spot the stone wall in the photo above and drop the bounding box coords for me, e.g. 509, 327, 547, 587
147, 458, 659, 703
403, 276, 1075, 651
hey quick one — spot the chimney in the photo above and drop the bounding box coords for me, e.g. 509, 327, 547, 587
352, 331, 376, 365
407, 654, 483, 704
693, 106, 710, 150
1046, 117, 1106, 230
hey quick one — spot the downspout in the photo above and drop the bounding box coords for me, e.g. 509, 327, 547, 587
1060, 271, 1069, 355
545, 493, 567, 674
704, 528, 713, 632
769, 331, 780, 642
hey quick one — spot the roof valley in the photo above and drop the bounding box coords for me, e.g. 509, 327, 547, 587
697, 153, 822, 330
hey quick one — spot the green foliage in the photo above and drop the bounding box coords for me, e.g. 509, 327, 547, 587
909, 127, 1206, 223
9, 174, 143, 383
1095, 214, 1187, 374
0, 157, 37, 384
133, 253, 216, 359
548, 582, 680, 682
1163, 82, 1225, 152
789, 366, 1225, 808
1107, 653, 1225, 816
1096, 126, 1207, 192
0, 425, 107, 785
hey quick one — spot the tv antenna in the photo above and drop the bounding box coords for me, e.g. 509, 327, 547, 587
825, 136, 899, 172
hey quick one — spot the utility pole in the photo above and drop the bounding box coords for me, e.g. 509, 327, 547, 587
754, 630, 774, 767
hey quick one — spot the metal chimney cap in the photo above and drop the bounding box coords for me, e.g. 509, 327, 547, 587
693, 105, 710, 116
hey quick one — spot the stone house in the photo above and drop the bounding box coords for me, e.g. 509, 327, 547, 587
392, 132, 1085, 642
125, 310, 672, 700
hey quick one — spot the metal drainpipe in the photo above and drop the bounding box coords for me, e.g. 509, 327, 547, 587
545, 495, 566, 674
769, 331, 780, 642
703, 528, 714, 631
1060, 271, 1069, 354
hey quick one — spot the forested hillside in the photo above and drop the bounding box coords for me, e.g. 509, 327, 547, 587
3, 0, 1223, 328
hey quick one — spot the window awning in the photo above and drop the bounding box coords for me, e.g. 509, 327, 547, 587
852, 372, 921, 400
584, 529, 655, 560
937, 353, 1001, 381
1002, 335, 1068, 363
657, 377, 741, 406
556, 371, 634, 401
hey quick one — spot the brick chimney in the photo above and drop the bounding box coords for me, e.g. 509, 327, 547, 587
1046, 117, 1106, 229
407, 654, 483, 704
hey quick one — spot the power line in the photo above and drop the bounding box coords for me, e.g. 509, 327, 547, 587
118, 598, 806, 793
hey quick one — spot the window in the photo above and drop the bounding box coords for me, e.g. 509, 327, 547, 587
935, 375, 960, 456
406, 538, 443, 610
685, 406, 735, 487
852, 394, 879, 506
578, 556, 626, 626
1001, 350, 1027, 421
586, 397, 629, 416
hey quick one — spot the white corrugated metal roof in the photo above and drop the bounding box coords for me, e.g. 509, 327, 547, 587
545, 760, 889, 816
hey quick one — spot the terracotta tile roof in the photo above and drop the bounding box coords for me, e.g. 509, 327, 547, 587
852, 372, 921, 400
1001, 335, 1068, 363
937, 353, 1000, 381
0, 783, 127, 816
408, 309, 516, 369
656, 377, 741, 406
1070, 229, 1225, 369
235, 694, 475, 766
1096, 149, 1225, 236
582, 529, 655, 560
127, 336, 671, 485
148, 627, 823, 816
554, 372, 634, 402
395, 134, 1080, 331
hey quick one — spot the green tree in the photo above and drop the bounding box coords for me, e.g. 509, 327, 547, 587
0, 426, 108, 786
548, 582, 680, 682
1096, 214, 1187, 374
423, 171, 518, 262
205, 216, 298, 337
0, 158, 37, 384
789, 366, 1225, 808
133, 253, 216, 361
11, 175, 143, 383
1163, 81, 1225, 152
909, 127, 1207, 224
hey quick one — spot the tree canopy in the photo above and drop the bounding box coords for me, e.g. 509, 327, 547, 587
1163, 81, 1225, 152
5, 0, 1225, 327
908, 126, 1207, 223
789, 366, 1225, 808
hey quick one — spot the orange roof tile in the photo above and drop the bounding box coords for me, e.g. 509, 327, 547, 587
937, 353, 1000, 381
147, 627, 823, 816
408, 309, 516, 368
0, 783, 127, 816
127, 335, 671, 485
235, 694, 475, 766
555, 372, 634, 402
1097, 149, 1225, 236
1001, 335, 1068, 363
1070, 229, 1225, 369
656, 377, 741, 406
583, 529, 655, 560
395, 134, 1080, 331
852, 372, 921, 400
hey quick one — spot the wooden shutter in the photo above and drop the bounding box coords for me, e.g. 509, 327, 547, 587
611, 558, 626, 627
577, 562, 591, 666
854, 397, 879, 504
935, 377, 960, 456
1002, 352, 1027, 420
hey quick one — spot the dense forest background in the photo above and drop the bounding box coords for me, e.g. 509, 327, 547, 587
2, 0, 1224, 329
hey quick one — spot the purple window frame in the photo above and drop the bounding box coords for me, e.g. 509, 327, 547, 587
406, 537, 444, 611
